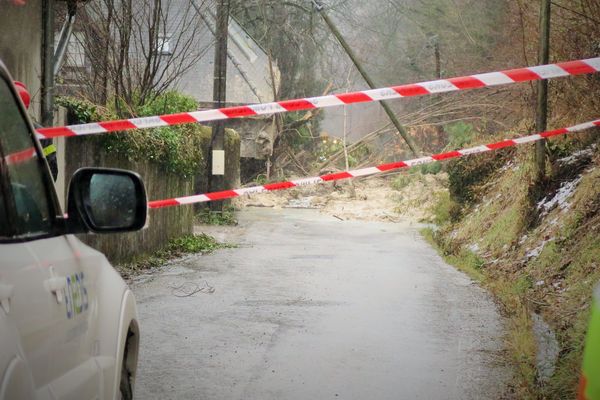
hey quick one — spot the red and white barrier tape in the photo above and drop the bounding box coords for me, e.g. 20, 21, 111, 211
5, 147, 37, 166
147, 119, 600, 209
37, 57, 600, 140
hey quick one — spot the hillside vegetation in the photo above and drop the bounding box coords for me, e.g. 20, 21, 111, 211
426, 136, 599, 398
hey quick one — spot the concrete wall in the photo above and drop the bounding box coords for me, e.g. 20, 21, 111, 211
0, 1, 44, 120
65, 136, 196, 263
64, 130, 240, 264
1, 1, 244, 263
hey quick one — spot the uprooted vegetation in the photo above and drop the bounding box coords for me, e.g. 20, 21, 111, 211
117, 234, 235, 279
424, 133, 600, 399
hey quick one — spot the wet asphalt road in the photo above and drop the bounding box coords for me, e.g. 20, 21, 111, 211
132, 208, 510, 399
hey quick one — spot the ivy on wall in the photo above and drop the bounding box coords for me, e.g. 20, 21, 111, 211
56, 92, 211, 177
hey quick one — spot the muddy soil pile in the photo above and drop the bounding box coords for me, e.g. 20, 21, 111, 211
233, 173, 448, 223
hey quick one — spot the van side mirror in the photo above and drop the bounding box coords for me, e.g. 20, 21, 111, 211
67, 168, 147, 234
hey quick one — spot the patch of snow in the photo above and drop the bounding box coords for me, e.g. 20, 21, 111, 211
526, 245, 543, 259
519, 235, 528, 245
557, 144, 596, 166
532, 313, 560, 383
468, 243, 480, 254
500, 161, 514, 172
524, 237, 554, 260
537, 176, 582, 217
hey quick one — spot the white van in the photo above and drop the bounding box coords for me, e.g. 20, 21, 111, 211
0, 59, 147, 399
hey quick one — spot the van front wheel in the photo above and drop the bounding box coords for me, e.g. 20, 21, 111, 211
119, 332, 134, 400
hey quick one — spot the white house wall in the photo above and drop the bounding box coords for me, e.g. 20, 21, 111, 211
168, 0, 277, 104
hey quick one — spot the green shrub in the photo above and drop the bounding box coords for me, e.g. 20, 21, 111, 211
431, 191, 461, 225
118, 233, 233, 277
138, 91, 199, 116
512, 276, 533, 296
167, 233, 231, 254
460, 249, 485, 270
444, 121, 476, 149
392, 175, 412, 191
447, 152, 507, 205
58, 92, 210, 177
56, 96, 107, 123
197, 206, 237, 226
420, 161, 442, 175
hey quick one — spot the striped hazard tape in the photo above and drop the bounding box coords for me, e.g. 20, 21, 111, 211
147, 119, 600, 208
36, 57, 600, 140
5, 147, 37, 166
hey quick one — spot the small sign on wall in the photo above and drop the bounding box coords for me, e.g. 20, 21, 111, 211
212, 150, 225, 175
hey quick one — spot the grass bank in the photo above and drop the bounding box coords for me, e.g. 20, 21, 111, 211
422, 142, 600, 399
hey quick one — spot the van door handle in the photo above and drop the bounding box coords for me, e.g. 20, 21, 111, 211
45, 277, 67, 304
0, 283, 14, 313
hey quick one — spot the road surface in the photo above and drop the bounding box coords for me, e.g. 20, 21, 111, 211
132, 208, 510, 399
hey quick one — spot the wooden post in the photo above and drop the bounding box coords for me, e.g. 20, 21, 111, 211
432, 36, 444, 146
433, 38, 441, 79
535, 0, 551, 180
209, 0, 230, 211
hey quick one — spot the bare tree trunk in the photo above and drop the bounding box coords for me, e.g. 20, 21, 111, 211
313, 1, 419, 157
267, 51, 280, 180
100, 2, 114, 105
433, 36, 445, 149
73, 0, 210, 112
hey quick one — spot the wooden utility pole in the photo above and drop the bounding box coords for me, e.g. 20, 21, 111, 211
535, 0, 551, 180
312, 1, 419, 157
209, 0, 230, 211
433, 38, 441, 79
432, 36, 445, 146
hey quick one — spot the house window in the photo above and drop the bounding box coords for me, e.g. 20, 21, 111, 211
157, 35, 172, 56
66, 33, 86, 67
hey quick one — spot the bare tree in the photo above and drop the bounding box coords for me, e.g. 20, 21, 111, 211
64, 0, 211, 115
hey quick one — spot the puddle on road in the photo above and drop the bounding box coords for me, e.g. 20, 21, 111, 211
532, 312, 560, 383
